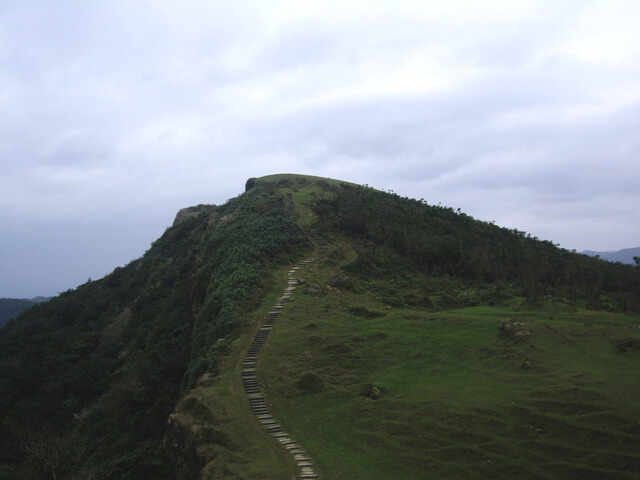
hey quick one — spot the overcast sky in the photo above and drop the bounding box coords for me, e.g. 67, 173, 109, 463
1, 0, 639, 298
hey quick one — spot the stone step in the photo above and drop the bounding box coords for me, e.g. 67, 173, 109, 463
239, 248, 326, 478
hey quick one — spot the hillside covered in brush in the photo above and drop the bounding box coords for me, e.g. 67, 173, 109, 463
0, 298, 48, 329
0, 174, 638, 479
0, 186, 308, 479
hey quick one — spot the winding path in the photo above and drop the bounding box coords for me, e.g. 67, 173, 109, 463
242, 237, 327, 479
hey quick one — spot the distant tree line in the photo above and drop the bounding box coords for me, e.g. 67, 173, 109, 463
313, 183, 640, 311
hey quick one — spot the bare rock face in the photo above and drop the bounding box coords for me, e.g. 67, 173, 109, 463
172, 204, 216, 227
165, 414, 211, 480
304, 283, 325, 296
499, 321, 532, 343
197, 373, 213, 387
245, 177, 258, 191
166, 415, 187, 452
359, 383, 383, 400
368, 386, 382, 399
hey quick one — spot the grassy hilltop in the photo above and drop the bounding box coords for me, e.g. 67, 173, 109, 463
0, 174, 639, 479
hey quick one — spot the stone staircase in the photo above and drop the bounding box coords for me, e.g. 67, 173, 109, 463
242, 236, 327, 479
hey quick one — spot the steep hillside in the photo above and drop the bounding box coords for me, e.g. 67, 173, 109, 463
1, 174, 638, 480
0, 298, 42, 329
0, 187, 308, 479
166, 175, 640, 479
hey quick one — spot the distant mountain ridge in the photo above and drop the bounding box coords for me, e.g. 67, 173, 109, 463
0, 297, 50, 328
582, 247, 640, 265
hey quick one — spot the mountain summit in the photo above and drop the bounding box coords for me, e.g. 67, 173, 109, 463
0, 174, 638, 479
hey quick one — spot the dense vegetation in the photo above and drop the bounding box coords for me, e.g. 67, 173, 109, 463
0, 187, 307, 479
0, 174, 638, 479
257, 177, 640, 479
312, 183, 640, 311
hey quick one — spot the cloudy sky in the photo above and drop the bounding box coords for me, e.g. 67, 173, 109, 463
1, 0, 639, 298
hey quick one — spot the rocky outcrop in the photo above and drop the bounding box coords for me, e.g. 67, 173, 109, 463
499, 321, 532, 343
172, 204, 216, 226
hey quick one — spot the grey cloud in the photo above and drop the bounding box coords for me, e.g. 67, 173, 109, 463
1, 0, 639, 295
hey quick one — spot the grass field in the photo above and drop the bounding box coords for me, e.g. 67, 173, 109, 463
171, 267, 303, 480
260, 237, 640, 479
183, 175, 640, 479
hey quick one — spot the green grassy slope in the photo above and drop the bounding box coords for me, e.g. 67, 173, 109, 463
262, 238, 640, 479
180, 175, 640, 479
1, 174, 638, 479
